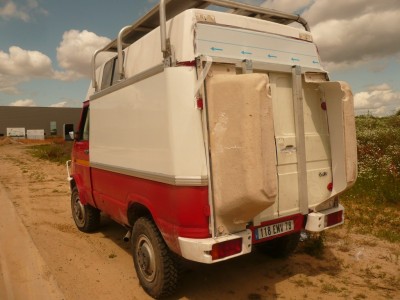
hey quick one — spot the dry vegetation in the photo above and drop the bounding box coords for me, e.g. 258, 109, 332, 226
0, 114, 399, 299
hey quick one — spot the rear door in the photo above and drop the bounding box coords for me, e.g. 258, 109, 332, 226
260, 72, 332, 218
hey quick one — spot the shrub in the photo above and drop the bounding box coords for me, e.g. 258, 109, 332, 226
341, 114, 400, 243
348, 114, 400, 204
29, 140, 73, 164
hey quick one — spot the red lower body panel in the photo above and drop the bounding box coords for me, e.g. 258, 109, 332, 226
90, 168, 210, 254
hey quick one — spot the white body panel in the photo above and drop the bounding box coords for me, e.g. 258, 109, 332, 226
90, 67, 207, 184
196, 23, 320, 69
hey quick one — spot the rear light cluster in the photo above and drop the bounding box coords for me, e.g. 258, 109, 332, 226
210, 238, 242, 260
196, 97, 204, 110
325, 210, 343, 227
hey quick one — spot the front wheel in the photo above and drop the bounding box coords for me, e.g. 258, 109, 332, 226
71, 186, 100, 232
131, 217, 178, 299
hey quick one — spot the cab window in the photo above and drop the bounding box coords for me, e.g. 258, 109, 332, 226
78, 107, 90, 141
100, 55, 123, 90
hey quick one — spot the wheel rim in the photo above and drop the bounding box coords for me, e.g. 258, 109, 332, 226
136, 235, 156, 282
72, 194, 85, 227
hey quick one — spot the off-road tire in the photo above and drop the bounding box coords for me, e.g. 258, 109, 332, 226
71, 186, 100, 232
131, 217, 178, 299
257, 232, 301, 258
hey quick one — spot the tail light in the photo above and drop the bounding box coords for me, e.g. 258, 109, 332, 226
210, 238, 242, 260
325, 210, 343, 227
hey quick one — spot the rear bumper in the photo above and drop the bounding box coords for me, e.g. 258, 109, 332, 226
178, 229, 252, 264
178, 205, 344, 263
305, 204, 345, 232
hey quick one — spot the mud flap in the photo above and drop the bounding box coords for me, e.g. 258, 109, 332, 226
206, 70, 277, 235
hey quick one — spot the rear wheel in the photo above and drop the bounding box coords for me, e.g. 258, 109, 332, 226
71, 186, 100, 232
131, 217, 178, 299
257, 232, 300, 258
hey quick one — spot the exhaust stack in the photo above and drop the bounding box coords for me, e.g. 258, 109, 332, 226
123, 230, 132, 242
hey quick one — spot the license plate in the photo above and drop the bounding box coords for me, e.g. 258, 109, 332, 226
255, 220, 295, 240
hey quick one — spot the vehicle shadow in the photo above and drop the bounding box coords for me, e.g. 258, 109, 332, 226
171, 245, 343, 300
95, 214, 133, 254
95, 216, 343, 300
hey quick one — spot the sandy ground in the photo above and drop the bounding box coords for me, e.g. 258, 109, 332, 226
0, 143, 399, 300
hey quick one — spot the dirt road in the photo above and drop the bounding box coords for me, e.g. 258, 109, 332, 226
0, 143, 399, 300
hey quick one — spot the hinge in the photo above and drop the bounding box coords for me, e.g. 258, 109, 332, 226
241, 59, 253, 74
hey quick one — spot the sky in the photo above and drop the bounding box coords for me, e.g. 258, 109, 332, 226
0, 0, 399, 116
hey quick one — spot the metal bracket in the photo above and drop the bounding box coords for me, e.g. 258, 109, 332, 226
162, 38, 172, 67
160, 0, 173, 68
292, 65, 309, 215
241, 59, 253, 74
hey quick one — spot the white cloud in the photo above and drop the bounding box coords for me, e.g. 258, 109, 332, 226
50, 101, 68, 107
302, 0, 398, 25
0, 2, 29, 21
297, 0, 400, 69
0, 30, 111, 94
0, 46, 53, 77
56, 30, 111, 80
367, 83, 391, 93
354, 84, 400, 116
0, 46, 54, 94
9, 99, 37, 107
261, 1, 400, 70
261, 0, 313, 14
0, 0, 47, 22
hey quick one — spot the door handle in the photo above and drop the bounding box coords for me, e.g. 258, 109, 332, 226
84, 149, 89, 154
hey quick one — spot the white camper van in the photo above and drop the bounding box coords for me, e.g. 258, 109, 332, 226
67, 0, 357, 298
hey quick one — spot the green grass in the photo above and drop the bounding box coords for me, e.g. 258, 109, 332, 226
28, 140, 73, 165
342, 113, 400, 243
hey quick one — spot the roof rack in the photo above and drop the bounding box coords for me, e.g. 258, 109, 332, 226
92, 0, 309, 91
103, 0, 309, 53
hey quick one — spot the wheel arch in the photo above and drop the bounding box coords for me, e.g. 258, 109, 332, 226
69, 175, 89, 205
69, 177, 77, 191
127, 202, 153, 227
126, 199, 180, 255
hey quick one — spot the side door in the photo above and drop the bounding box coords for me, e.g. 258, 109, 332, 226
73, 103, 96, 207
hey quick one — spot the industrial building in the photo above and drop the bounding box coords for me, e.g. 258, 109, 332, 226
0, 106, 81, 138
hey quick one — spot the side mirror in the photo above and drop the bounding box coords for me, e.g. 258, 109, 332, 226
69, 131, 75, 140
67, 131, 81, 141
